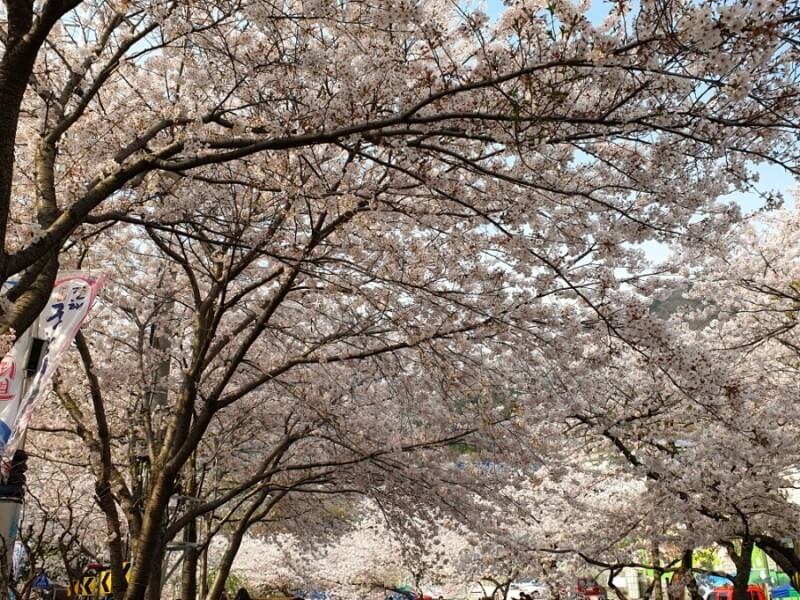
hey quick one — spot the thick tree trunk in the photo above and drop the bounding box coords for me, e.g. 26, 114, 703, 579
125, 470, 174, 600
144, 538, 166, 600
0, 0, 77, 336
731, 538, 754, 600
0, 61, 31, 250
96, 481, 128, 600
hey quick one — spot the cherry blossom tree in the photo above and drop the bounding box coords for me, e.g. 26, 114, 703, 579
1, 0, 798, 335
2, 2, 800, 600
17, 443, 108, 592
499, 202, 800, 600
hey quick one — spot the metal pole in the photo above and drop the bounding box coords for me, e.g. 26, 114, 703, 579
0, 317, 45, 599
0, 498, 21, 589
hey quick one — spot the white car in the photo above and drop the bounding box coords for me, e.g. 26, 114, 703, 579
508, 580, 551, 600
466, 579, 550, 600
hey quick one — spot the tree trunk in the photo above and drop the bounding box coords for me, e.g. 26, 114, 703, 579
0, 55, 33, 251
668, 550, 698, 600
0, 1, 73, 336
731, 538, 754, 600
144, 538, 166, 600
682, 550, 703, 600
205, 488, 271, 600
96, 481, 128, 600
181, 455, 198, 600
0, 531, 11, 600
125, 469, 174, 600
76, 332, 128, 600
652, 542, 663, 600
181, 520, 198, 600
198, 531, 208, 600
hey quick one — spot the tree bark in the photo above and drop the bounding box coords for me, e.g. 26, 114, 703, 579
181, 519, 198, 600
0, 36, 35, 249
668, 550, 700, 600
0, 531, 12, 600
205, 487, 272, 600
198, 526, 208, 600
2, 252, 59, 337
682, 550, 703, 600
95, 481, 128, 600
144, 536, 165, 600
181, 454, 198, 600
0, 0, 81, 318
75, 332, 128, 600
730, 538, 754, 600
126, 469, 175, 600
652, 543, 663, 600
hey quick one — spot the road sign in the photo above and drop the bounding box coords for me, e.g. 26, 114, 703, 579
97, 562, 132, 594
80, 575, 96, 596
99, 570, 111, 595
32, 572, 51, 590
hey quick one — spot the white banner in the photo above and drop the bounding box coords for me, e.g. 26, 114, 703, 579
0, 272, 104, 459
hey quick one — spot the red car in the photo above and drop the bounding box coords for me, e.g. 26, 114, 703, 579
575, 579, 606, 600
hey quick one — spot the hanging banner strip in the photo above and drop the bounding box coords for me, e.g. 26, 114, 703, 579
0, 272, 104, 459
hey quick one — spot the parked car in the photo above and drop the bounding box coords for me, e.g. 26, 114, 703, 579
707, 585, 768, 600
509, 579, 550, 600
573, 578, 606, 600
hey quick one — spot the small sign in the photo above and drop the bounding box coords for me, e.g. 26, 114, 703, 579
32, 572, 51, 590
80, 575, 96, 596
96, 562, 131, 594
99, 571, 112, 595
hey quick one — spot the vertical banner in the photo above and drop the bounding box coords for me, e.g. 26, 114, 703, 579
0, 272, 104, 459
0, 330, 32, 445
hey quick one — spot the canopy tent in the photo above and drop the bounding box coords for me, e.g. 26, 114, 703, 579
772, 585, 800, 599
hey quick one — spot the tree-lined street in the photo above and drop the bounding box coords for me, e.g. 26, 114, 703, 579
0, 0, 799, 599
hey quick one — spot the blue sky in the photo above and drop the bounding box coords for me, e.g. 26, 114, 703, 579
480, 0, 798, 263
485, 0, 625, 24
480, 0, 798, 213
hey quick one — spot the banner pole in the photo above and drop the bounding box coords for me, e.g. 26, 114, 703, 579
0, 273, 104, 600
0, 326, 37, 600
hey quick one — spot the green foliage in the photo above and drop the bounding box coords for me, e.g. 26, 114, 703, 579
693, 547, 717, 570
